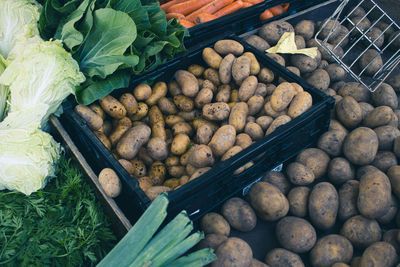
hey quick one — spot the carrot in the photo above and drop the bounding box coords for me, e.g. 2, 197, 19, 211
214, 0, 244, 17
281, 3, 290, 12
179, 19, 196, 28
259, 8, 274, 21
186, 0, 234, 22
269, 4, 285, 16
194, 13, 218, 24
161, 0, 188, 12
168, 0, 214, 15
243, 0, 263, 5
166, 12, 186, 20
242, 2, 253, 8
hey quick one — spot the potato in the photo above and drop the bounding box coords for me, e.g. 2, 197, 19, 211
255, 116, 273, 131
118, 159, 134, 175
137, 176, 152, 191
144, 82, 166, 106
202, 47, 222, 69
98, 168, 121, 198
238, 75, 258, 102
245, 35, 270, 51
178, 110, 199, 121
189, 167, 211, 181
266, 115, 292, 136
288, 186, 310, 217
264, 102, 286, 119
389, 30, 400, 48
318, 60, 329, 69
296, 148, 330, 179
228, 102, 248, 132
94, 131, 112, 150
171, 133, 190, 155
338, 82, 370, 102
116, 125, 151, 160
356, 165, 381, 180
165, 115, 184, 127
174, 70, 199, 97
372, 151, 398, 172
200, 212, 230, 236
295, 20, 315, 40
188, 64, 204, 77
372, 83, 398, 110
202, 102, 230, 121
388, 165, 400, 198
131, 158, 147, 178
261, 171, 291, 195
173, 95, 194, 112
290, 51, 321, 74
377, 194, 398, 224
187, 144, 214, 168
364, 27, 384, 48
363, 106, 393, 128
358, 169, 392, 219
248, 181, 289, 221
329, 25, 350, 47
319, 19, 341, 39
317, 130, 346, 157
309, 182, 339, 230
382, 229, 400, 252
325, 63, 346, 82
196, 124, 214, 145
103, 120, 112, 136
214, 39, 244, 56
388, 73, 400, 92
209, 125, 236, 157
288, 91, 312, 119
267, 53, 285, 66
306, 69, 330, 90
232, 56, 251, 85
374, 125, 400, 150
148, 161, 167, 185
235, 133, 253, 149
179, 175, 189, 186
343, 127, 379, 165
221, 198, 257, 232
211, 238, 252, 267
358, 102, 373, 121
109, 117, 132, 146
359, 242, 398, 267
130, 102, 148, 120
172, 121, 193, 136
89, 103, 106, 120
217, 54, 235, 85
339, 180, 360, 221
133, 83, 152, 101
259, 20, 294, 45
310, 235, 353, 267
276, 216, 317, 253
336, 96, 362, 129
245, 122, 264, 141
157, 97, 177, 115
340, 215, 382, 248
167, 165, 184, 178
197, 234, 228, 250
258, 68, 274, 84
204, 68, 221, 86
359, 49, 383, 76
348, 16, 371, 36
269, 82, 296, 112
168, 80, 181, 96
146, 137, 168, 161
138, 147, 154, 166
162, 178, 179, 189
253, 83, 268, 97
243, 52, 260, 75
75, 104, 103, 131
145, 186, 171, 200
328, 157, 355, 185
247, 95, 264, 115
265, 248, 304, 267
251, 259, 268, 267
285, 162, 314, 185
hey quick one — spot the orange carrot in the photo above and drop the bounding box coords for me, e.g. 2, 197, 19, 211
281, 3, 290, 12
168, 0, 214, 15
243, 0, 263, 5
186, 0, 234, 22
242, 2, 253, 8
179, 19, 196, 28
260, 8, 274, 21
214, 0, 244, 17
194, 13, 218, 24
161, 0, 188, 12
269, 4, 285, 16
166, 12, 186, 20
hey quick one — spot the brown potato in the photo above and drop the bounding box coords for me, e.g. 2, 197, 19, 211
288, 91, 312, 119
261, 171, 291, 195
138, 147, 154, 166
258, 67, 274, 84
178, 110, 199, 121
343, 127, 379, 165
196, 124, 214, 145
276, 216, 317, 253
359, 49, 383, 76
187, 144, 214, 168
309, 182, 339, 230
214, 39, 244, 56
372, 151, 398, 172
388, 165, 400, 199
251, 258, 268, 267
221, 198, 257, 232
103, 120, 112, 136
288, 186, 310, 217
264, 102, 287, 118
363, 106, 393, 128
212, 238, 252, 267
204, 68, 221, 86
167, 165, 185, 178
200, 212, 230, 236
295, 20, 315, 40
290, 51, 321, 74
306, 69, 330, 90
259, 20, 294, 45
197, 234, 228, 251
359, 242, 398, 267
137, 176, 152, 191
253, 83, 268, 97
189, 167, 211, 181
338, 82, 370, 102
145, 186, 171, 200
131, 158, 147, 178
238, 75, 258, 102
94, 131, 112, 150
146, 137, 168, 161
266, 115, 291, 135
265, 248, 304, 267
310, 235, 353, 267
130, 102, 148, 120
172, 121, 193, 136
75, 104, 103, 131
358, 169, 391, 219
336, 96, 362, 129
163, 178, 180, 189
149, 161, 167, 185
158, 97, 177, 115
243, 52, 260, 75
382, 229, 400, 252
296, 148, 330, 179
340, 215, 382, 248
175, 70, 199, 97
267, 53, 286, 66
235, 133, 253, 149
256, 116, 273, 131
338, 180, 360, 221
232, 56, 251, 85
173, 95, 194, 112
209, 125, 236, 157
286, 162, 315, 185
202, 47, 222, 69
133, 84, 152, 101
372, 83, 398, 110
215, 85, 231, 103
116, 125, 151, 160
317, 130, 347, 157
328, 157, 355, 185
270, 82, 296, 112
245, 35, 271, 51
165, 115, 184, 127
248, 181, 289, 221
374, 125, 400, 150
203, 102, 230, 121
118, 159, 134, 175
109, 117, 132, 146
188, 64, 205, 77
146, 82, 167, 106
245, 122, 264, 141
168, 80, 181, 96
89, 103, 106, 120
170, 133, 190, 155
98, 168, 121, 198
377, 194, 398, 224
388, 73, 400, 92
219, 54, 235, 84
247, 95, 264, 116
228, 102, 248, 132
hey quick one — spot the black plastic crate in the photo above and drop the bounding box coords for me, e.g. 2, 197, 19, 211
60, 34, 334, 224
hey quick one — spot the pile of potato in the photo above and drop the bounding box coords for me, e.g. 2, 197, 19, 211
194, 16, 400, 267
75, 39, 314, 200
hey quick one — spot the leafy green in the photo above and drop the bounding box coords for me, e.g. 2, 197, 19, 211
0, 0, 41, 59
0, 56, 8, 122
0, 156, 117, 266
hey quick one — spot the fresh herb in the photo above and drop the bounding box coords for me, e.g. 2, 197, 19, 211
0, 156, 117, 266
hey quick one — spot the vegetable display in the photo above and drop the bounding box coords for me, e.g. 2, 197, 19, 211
75, 39, 314, 200
37, 0, 187, 105
0, 56, 8, 121
98, 193, 216, 267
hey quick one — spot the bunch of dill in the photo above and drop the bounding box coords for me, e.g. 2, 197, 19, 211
0, 156, 117, 266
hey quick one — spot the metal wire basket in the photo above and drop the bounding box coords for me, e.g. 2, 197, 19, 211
315, 0, 400, 92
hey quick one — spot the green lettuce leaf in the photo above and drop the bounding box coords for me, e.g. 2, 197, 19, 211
0, 0, 41, 59
77, 8, 138, 79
